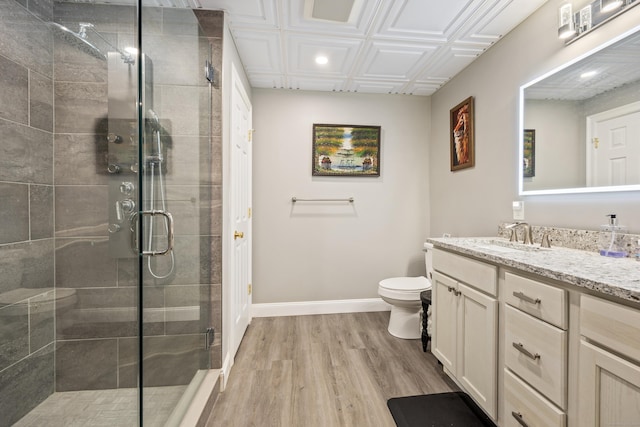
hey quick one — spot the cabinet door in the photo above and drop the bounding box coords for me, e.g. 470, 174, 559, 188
432, 272, 458, 376
579, 340, 640, 426
458, 282, 498, 420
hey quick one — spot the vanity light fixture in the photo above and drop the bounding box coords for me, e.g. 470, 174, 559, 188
315, 55, 328, 65
559, 0, 639, 42
601, 0, 623, 12
558, 3, 577, 39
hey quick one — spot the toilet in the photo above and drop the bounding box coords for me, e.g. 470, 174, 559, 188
378, 242, 433, 339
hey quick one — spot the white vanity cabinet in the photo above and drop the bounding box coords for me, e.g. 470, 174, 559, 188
432, 249, 498, 420
503, 272, 568, 427
578, 295, 640, 426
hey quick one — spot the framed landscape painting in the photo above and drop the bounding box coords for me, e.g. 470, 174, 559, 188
312, 124, 381, 177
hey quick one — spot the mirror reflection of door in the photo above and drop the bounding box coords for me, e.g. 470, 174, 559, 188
587, 102, 640, 187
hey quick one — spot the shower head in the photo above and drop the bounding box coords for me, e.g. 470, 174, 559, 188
49, 22, 107, 61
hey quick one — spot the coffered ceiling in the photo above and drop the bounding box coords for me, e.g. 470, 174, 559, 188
197, 0, 548, 95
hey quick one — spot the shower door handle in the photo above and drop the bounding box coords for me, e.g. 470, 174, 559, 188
141, 210, 174, 256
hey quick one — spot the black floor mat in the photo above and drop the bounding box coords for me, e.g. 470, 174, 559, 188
387, 392, 496, 427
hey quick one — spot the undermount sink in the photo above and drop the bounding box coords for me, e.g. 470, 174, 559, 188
472, 239, 549, 253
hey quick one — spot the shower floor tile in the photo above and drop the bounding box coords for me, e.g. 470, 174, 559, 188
14, 386, 186, 426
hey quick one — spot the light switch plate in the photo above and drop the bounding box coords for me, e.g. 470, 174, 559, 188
513, 201, 525, 220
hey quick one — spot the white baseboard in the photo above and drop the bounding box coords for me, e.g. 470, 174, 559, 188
220, 352, 233, 392
252, 297, 391, 318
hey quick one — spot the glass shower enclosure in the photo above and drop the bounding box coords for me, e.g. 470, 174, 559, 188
0, 0, 222, 424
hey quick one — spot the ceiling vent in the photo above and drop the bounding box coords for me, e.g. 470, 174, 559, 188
305, 0, 358, 23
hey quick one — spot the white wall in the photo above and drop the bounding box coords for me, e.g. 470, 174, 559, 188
430, 0, 640, 237
252, 90, 430, 304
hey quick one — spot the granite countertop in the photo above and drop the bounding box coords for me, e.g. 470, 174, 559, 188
427, 237, 640, 305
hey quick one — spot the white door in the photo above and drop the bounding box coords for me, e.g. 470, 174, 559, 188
458, 283, 498, 420
432, 272, 458, 376
587, 103, 640, 187
579, 340, 640, 426
230, 65, 252, 359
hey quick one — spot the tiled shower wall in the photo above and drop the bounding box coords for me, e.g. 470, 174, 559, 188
0, 0, 56, 424
0, 0, 223, 423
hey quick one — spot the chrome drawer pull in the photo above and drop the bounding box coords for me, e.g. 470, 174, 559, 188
513, 342, 541, 360
511, 411, 529, 427
513, 291, 541, 305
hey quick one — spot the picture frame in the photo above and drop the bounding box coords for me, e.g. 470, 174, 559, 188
523, 129, 535, 178
312, 124, 381, 177
450, 96, 475, 171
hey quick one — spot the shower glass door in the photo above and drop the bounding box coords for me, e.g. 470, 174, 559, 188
137, 1, 213, 425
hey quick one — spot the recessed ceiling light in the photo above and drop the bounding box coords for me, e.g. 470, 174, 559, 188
580, 70, 597, 78
315, 55, 328, 65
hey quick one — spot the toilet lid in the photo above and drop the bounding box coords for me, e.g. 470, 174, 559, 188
379, 276, 431, 291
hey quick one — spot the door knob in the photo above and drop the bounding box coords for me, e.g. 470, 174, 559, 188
234, 231, 244, 240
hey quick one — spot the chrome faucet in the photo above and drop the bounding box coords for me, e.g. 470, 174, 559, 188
505, 222, 534, 245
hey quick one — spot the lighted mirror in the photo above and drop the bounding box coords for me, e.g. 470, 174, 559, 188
519, 24, 640, 195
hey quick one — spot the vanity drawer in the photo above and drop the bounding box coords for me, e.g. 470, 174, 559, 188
433, 249, 497, 296
505, 305, 567, 409
505, 272, 567, 329
504, 369, 566, 427
581, 295, 640, 364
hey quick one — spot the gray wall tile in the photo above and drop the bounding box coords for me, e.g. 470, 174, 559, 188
0, 183, 29, 244
54, 134, 108, 185
158, 85, 209, 136
0, 119, 53, 184
29, 70, 53, 132
0, 344, 54, 426
27, 0, 53, 22
30, 185, 53, 239
0, 0, 53, 78
194, 10, 224, 39
0, 301, 29, 371
56, 339, 117, 391
119, 334, 202, 388
55, 237, 116, 288
55, 185, 108, 237
30, 290, 55, 351
20, 239, 54, 290
0, 54, 28, 124
0, 239, 54, 295
54, 3, 136, 35
54, 82, 107, 134
53, 32, 109, 84
56, 287, 137, 340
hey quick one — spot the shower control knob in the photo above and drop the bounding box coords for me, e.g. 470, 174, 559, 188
119, 182, 134, 195
108, 224, 121, 233
121, 199, 135, 213
107, 164, 121, 174
107, 133, 123, 144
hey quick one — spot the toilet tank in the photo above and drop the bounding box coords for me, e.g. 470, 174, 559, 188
424, 242, 434, 281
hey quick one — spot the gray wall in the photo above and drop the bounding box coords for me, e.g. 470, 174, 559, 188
252, 90, 431, 304
0, 0, 55, 424
430, 0, 640, 237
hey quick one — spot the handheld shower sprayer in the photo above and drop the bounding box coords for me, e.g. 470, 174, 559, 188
144, 110, 175, 280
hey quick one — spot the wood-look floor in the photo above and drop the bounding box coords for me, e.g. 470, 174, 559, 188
206, 311, 457, 427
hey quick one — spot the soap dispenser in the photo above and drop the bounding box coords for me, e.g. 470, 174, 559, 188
599, 214, 627, 258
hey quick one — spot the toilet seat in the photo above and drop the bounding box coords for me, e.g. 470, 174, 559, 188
378, 276, 431, 301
